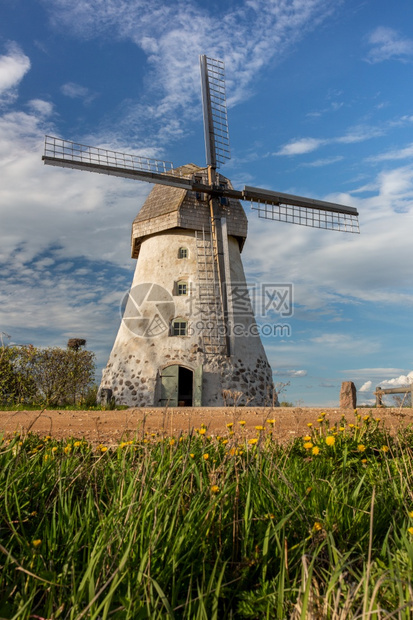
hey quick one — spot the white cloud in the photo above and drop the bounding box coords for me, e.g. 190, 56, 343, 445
276, 138, 326, 156
28, 99, 54, 116
365, 27, 413, 64
359, 380, 372, 392
378, 371, 413, 389
0, 43, 30, 104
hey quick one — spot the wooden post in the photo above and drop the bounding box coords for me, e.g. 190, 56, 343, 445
375, 387, 383, 408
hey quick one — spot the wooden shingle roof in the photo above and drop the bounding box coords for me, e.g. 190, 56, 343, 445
131, 164, 248, 258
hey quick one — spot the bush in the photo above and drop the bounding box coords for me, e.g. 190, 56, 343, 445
0, 344, 96, 407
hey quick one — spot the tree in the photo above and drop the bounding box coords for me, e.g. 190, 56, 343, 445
0, 343, 96, 406
30, 346, 96, 406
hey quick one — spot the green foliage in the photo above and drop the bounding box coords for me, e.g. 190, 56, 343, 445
0, 345, 37, 405
0, 344, 95, 407
1, 416, 413, 617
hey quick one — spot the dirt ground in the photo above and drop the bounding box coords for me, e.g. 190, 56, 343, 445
1, 406, 413, 446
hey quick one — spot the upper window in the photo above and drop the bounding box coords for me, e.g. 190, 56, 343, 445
178, 247, 188, 259
171, 319, 188, 336
176, 280, 188, 296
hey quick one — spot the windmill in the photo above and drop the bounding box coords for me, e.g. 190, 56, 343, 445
42, 56, 359, 407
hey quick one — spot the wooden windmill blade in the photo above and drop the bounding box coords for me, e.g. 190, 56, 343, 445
242, 186, 360, 233
42, 136, 194, 190
200, 55, 231, 170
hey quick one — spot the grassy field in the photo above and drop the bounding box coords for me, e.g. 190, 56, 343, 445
1, 411, 413, 619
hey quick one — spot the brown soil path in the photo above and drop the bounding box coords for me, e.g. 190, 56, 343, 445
1, 407, 413, 446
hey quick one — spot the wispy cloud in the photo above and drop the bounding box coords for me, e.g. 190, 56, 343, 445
365, 27, 413, 64
40, 0, 342, 144
367, 142, 413, 162
61, 82, 98, 104
276, 124, 385, 157
273, 369, 307, 378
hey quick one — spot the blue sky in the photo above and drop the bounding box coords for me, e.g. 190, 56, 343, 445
1, 0, 413, 406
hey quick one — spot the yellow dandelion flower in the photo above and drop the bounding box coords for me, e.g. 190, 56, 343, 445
409, 527, 413, 535
203, 453, 209, 460
52, 446, 58, 453
361, 458, 367, 464
339, 426, 345, 431
307, 422, 313, 427
303, 442, 313, 450
255, 425, 264, 431
32, 539, 42, 548
381, 445, 389, 453
222, 439, 229, 445
169, 439, 175, 446
358, 444, 366, 452
239, 420, 246, 426
363, 415, 370, 421
210, 485, 220, 494
190, 453, 195, 458
317, 418, 324, 423
199, 428, 206, 435
409, 511, 413, 518
248, 438, 258, 445
325, 436, 335, 446
313, 522, 322, 531
44, 435, 51, 441
43, 454, 50, 462
266, 419, 275, 425
226, 422, 233, 428
74, 441, 82, 448
312, 446, 320, 455
348, 423, 355, 428
303, 435, 312, 441
64, 446, 71, 454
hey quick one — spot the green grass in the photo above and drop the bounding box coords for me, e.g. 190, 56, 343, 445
1, 413, 413, 618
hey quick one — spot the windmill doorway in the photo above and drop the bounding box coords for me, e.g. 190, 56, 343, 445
159, 365, 202, 407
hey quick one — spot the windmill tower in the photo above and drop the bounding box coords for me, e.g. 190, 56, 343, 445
43, 56, 359, 407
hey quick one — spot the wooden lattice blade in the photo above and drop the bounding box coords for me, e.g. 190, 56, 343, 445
42, 135, 193, 190
242, 185, 359, 233
200, 55, 230, 169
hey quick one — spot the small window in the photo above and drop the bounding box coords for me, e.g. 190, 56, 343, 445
177, 280, 188, 296
172, 319, 188, 336
178, 247, 188, 259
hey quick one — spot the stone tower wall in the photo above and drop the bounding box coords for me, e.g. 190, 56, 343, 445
100, 228, 274, 406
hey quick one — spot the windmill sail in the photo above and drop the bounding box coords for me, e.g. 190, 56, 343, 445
243, 186, 359, 233
42, 135, 193, 190
200, 55, 230, 169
